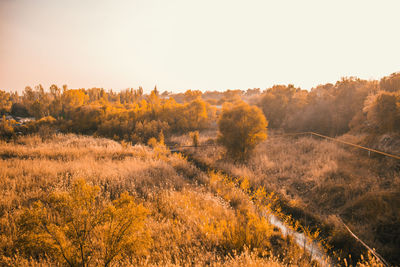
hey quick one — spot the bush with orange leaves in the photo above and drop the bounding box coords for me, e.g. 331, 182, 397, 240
17, 179, 150, 267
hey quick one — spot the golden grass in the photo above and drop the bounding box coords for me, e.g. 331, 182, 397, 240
0, 133, 321, 266
0, 133, 389, 266
179, 133, 400, 265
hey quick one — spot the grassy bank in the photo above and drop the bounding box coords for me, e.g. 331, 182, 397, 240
175, 133, 399, 265
0, 134, 335, 266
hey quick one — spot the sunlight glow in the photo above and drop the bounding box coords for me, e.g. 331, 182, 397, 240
1, 0, 399, 92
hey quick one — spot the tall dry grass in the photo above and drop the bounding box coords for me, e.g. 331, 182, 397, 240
0, 133, 328, 266
179, 133, 400, 265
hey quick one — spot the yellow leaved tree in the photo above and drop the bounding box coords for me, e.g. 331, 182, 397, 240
0, 90, 12, 115
17, 179, 150, 266
218, 101, 268, 161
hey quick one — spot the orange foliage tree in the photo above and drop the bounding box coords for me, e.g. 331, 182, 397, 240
17, 179, 150, 266
0, 90, 12, 115
363, 91, 400, 133
218, 101, 268, 161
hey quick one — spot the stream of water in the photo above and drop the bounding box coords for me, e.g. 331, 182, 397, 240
266, 212, 333, 266
179, 150, 334, 266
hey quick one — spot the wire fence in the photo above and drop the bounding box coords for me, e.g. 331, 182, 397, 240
168, 131, 400, 159
272, 131, 400, 160
338, 217, 390, 267
168, 131, 400, 160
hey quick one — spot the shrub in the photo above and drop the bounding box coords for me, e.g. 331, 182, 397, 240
218, 101, 268, 161
0, 116, 15, 140
17, 179, 150, 266
189, 131, 199, 147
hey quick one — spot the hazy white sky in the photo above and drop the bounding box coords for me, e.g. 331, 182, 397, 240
1, 0, 399, 93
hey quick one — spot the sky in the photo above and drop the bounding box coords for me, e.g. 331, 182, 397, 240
1, 0, 400, 93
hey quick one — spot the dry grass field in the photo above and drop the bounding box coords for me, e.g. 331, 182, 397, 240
177, 132, 400, 265
2, 1, 400, 265
0, 134, 345, 266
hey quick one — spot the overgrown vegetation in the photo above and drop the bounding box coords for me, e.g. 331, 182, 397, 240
179, 133, 399, 265
0, 134, 328, 266
1, 71, 399, 265
218, 101, 267, 161
18, 179, 149, 266
0, 86, 216, 143
1, 72, 400, 145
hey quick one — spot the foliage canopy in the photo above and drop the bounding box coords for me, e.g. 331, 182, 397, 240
218, 101, 268, 161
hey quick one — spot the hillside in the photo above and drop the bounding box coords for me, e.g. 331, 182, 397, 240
1, 72, 399, 266
175, 132, 399, 265
0, 134, 385, 266
0, 134, 316, 266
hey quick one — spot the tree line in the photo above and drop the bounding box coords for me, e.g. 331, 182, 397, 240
254, 72, 400, 136
0, 86, 216, 143
1, 71, 399, 150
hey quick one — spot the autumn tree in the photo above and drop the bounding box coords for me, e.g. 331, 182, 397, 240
380, 72, 400, 92
189, 131, 199, 147
257, 84, 297, 129
67, 105, 105, 134
0, 90, 12, 115
21, 85, 52, 118
62, 89, 89, 116
11, 102, 29, 117
281, 89, 308, 131
183, 89, 202, 102
49, 84, 63, 117
329, 77, 377, 135
363, 91, 400, 133
18, 179, 150, 266
218, 101, 268, 161
0, 116, 15, 139
185, 98, 210, 130
22, 86, 37, 117
147, 87, 161, 120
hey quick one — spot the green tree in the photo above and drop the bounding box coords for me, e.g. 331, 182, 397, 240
218, 101, 268, 161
